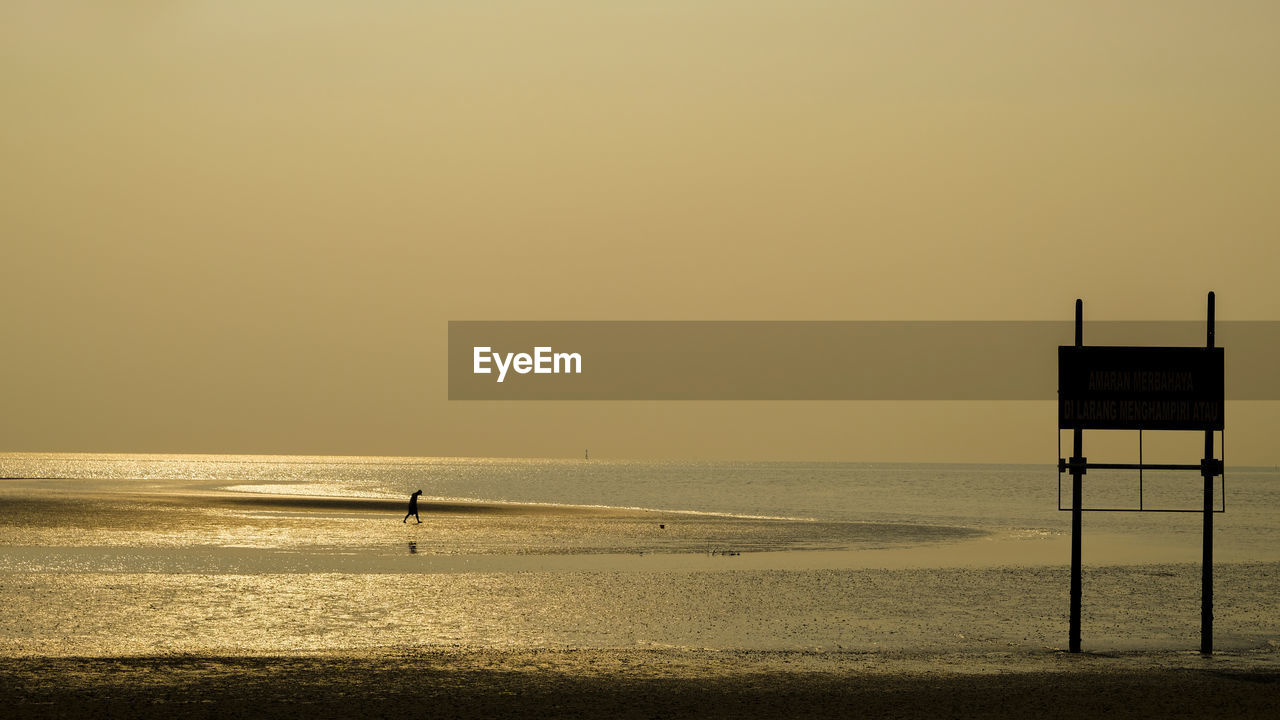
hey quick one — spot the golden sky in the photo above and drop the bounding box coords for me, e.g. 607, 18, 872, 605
3, 2, 1278, 462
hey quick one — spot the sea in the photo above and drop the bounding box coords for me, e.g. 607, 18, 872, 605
2, 453, 1278, 655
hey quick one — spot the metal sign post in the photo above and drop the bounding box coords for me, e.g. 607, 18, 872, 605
1057, 292, 1224, 655
1202, 292, 1215, 655
1070, 300, 1083, 654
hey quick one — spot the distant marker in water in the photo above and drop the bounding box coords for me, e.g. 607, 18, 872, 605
585, 449, 589, 460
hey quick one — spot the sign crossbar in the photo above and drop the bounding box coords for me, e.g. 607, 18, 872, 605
1055, 473, 1226, 513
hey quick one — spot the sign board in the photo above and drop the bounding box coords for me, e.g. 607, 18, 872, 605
1058, 346, 1224, 430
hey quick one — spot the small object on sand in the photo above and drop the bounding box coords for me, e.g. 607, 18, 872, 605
659, 524, 665, 529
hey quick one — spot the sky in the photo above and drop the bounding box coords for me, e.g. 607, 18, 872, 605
2, 1, 1278, 463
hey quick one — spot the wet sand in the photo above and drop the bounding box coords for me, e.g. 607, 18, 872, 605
4, 563, 1279, 655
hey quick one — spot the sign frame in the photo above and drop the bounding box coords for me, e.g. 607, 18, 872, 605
1056, 293, 1224, 657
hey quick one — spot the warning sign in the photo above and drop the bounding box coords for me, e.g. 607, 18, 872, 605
1058, 346, 1224, 430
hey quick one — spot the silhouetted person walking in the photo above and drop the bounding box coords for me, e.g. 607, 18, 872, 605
403, 490, 422, 523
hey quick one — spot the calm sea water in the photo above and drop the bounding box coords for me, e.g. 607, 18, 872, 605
3, 453, 1278, 561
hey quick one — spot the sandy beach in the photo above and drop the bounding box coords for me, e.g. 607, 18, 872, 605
4, 649, 1280, 719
